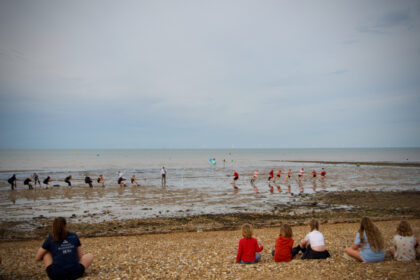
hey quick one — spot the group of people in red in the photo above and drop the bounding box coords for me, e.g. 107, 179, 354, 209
231, 168, 327, 193
236, 218, 419, 264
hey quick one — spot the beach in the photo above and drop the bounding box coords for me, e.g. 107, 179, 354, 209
0, 190, 419, 279
0, 219, 419, 279
1, 149, 419, 278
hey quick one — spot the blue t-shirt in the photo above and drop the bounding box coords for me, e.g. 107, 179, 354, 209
42, 232, 81, 275
355, 231, 385, 263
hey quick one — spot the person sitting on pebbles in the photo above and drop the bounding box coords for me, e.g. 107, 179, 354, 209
236, 223, 264, 264
292, 219, 330, 259
344, 217, 385, 263
35, 217, 93, 279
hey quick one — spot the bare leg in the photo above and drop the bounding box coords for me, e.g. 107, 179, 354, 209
80, 253, 94, 270
344, 247, 363, 262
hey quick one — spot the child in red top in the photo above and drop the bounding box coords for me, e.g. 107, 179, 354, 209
236, 224, 263, 264
272, 224, 295, 262
268, 169, 274, 181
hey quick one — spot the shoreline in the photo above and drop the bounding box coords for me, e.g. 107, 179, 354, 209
1, 190, 419, 241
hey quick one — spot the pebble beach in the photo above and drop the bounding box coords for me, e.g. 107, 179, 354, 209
1, 219, 419, 279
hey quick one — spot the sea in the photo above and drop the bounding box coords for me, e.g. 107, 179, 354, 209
1, 148, 420, 228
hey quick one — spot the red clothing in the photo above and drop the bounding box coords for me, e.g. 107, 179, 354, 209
321, 171, 326, 176
277, 170, 281, 176
312, 170, 316, 175
233, 171, 239, 178
269, 169, 274, 178
274, 236, 294, 262
236, 237, 263, 262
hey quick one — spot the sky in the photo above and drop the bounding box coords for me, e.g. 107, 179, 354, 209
0, 0, 420, 149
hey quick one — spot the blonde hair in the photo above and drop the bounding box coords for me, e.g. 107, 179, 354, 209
279, 224, 293, 238
242, 223, 253, 239
396, 220, 413, 237
359, 217, 384, 252
309, 219, 319, 231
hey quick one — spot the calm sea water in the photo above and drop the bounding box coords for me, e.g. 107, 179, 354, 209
1, 148, 420, 227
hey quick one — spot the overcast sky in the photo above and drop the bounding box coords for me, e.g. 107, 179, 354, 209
0, 0, 419, 149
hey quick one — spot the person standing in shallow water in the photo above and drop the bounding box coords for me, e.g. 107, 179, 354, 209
33, 173, 41, 187
161, 167, 167, 187
84, 175, 93, 188
97, 175, 105, 187
24, 177, 33, 189
35, 217, 93, 279
64, 175, 72, 186
8, 174, 17, 190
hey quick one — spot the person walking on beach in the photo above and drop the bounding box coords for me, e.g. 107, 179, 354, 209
35, 217, 93, 279
298, 168, 304, 180
84, 175, 93, 188
97, 175, 105, 187
312, 170, 317, 178
24, 177, 33, 190
161, 167, 167, 187
284, 168, 292, 184
268, 169, 274, 182
232, 170, 239, 189
8, 174, 17, 190
274, 169, 281, 183
33, 173, 41, 187
43, 176, 52, 189
250, 169, 259, 193
65, 175, 72, 186
320, 168, 326, 177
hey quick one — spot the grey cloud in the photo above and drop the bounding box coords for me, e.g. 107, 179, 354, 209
357, 9, 411, 34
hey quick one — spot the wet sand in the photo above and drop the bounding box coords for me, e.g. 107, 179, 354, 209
0, 219, 419, 279
1, 190, 419, 239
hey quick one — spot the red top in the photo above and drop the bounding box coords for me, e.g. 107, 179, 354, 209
312, 170, 316, 175
233, 171, 239, 178
321, 171, 326, 176
269, 169, 274, 177
236, 237, 263, 262
274, 236, 294, 262
277, 170, 281, 176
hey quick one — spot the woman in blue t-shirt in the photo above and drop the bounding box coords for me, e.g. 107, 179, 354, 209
344, 217, 385, 263
35, 217, 94, 279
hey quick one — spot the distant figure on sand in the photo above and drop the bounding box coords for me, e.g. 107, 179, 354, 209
65, 175, 72, 186
8, 174, 17, 190
268, 169, 274, 182
131, 175, 138, 186
35, 217, 93, 279
236, 223, 263, 264
312, 170, 317, 178
232, 170, 239, 189
117, 171, 126, 187
250, 169, 259, 193
43, 176, 51, 189
33, 173, 41, 186
97, 175, 105, 187
23, 177, 33, 190
274, 169, 281, 183
298, 168, 304, 179
84, 176, 93, 188
320, 168, 326, 177
24, 177, 33, 189
161, 167, 167, 187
